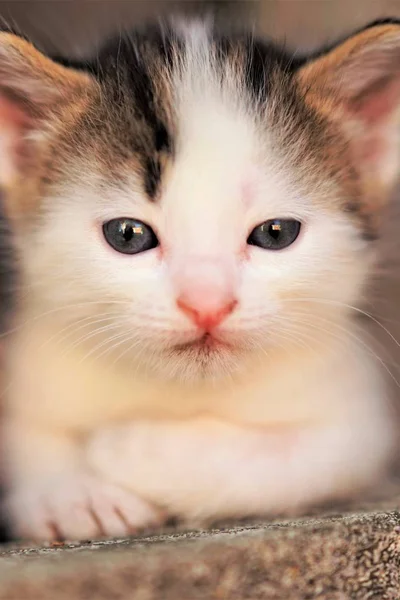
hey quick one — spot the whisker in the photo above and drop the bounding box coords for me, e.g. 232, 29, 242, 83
282, 311, 400, 389
39, 313, 122, 350
0, 300, 136, 339
257, 297, 400, 352
78, 328, 134, 365
110, 337, 145, 369
61, 323, 126, 359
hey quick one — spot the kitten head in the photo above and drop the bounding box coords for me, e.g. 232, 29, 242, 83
2, 20, 400, 381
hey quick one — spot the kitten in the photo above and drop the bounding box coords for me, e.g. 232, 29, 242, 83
0, 18, 399, 541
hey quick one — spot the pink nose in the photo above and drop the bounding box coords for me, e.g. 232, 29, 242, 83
177, 296, 237, 330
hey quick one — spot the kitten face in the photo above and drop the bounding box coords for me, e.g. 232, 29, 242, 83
3, 20, 400, 381
29, 108, 366, 379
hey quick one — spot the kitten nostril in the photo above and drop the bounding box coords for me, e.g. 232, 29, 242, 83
176, 297, 238, 329
176, 298, 198, 319
219, 299, 238, 319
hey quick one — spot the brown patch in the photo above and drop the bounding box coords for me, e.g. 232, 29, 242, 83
0, 33, 92, 112
268, 69, 362, 220
297, 24, 400, 101
296, 23, 400, 240
0, 33, 98, 217
4, 90, 97, 218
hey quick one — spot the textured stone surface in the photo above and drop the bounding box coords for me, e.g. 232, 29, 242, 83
1, 493, 400, 600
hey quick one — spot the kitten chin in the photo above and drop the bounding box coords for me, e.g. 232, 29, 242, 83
155, 342, 245, 382
108, 333, 247, 383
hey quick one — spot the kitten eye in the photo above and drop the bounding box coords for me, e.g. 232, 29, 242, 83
247, 219, 301, 250
103, 218, 158, 254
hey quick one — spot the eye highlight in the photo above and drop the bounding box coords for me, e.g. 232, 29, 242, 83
247, 219, 301, 250
103, 218, 158, 254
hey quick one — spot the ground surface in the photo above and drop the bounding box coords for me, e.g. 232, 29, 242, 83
1, 489, 400, 599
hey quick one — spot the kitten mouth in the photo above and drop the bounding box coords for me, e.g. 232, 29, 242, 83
173, 333, 232, 353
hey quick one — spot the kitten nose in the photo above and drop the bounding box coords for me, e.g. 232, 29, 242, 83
176, 294, 237, 330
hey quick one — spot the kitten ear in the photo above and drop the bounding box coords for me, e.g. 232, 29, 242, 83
0, 33, 94, 189
297, 21, 400, 198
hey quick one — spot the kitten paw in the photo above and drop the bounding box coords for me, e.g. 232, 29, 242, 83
87, 425, 141, 486
5, 472, 164, 542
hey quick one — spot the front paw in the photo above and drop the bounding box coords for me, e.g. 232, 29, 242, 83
4, 472, 165, 542
86, 425, 141, 486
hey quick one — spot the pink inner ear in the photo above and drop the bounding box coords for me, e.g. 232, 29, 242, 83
353, 77, 400, 125
345, 76, 400, 185
0, 94, 29, 130
0, 94, 31, 184
358, 132, 387, 166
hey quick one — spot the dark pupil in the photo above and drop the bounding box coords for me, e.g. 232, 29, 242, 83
266, 221, 282, 240
121, 223, 133, 242
120, 222, 143, 242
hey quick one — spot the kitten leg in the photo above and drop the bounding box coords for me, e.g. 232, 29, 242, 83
87, 414, 392, 523
3, 419, 164, 541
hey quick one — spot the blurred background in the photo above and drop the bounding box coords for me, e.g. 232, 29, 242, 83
1, 1, 400, 58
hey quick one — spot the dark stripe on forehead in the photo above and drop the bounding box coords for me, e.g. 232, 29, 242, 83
144, 156, 162, 198
244, 39, 271, 104
139, 22, 180, 70
242, 37, 300, 105
92, 29, 176, 201
55, 24, 304, 202
117, 33, 171, 200
212, 33, 298, 106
